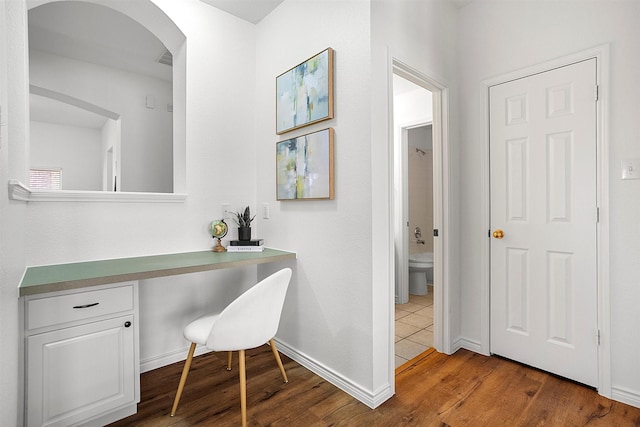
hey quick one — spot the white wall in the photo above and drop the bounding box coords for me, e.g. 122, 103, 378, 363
1, 1, 258, 423
30, 121, 103, 190
1, 1, 28, 425
255, 0, 376, 398
29, 49, 173, 193
395, 90, 432, 124
457, 0, 640, 405
256, 0, 459, 406
371, 0, 460, 391
10, 1, 638, 425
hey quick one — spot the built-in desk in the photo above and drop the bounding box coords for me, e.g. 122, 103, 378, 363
20, 248, 296, 427
19, 248, 296, 296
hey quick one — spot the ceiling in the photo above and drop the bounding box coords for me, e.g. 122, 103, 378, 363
30, 93, 108, 129
198, 0, 472, 24
28, 1, 171, 82
199, 0, 286, 24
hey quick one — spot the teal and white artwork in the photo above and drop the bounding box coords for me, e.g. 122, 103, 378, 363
276, 48, 334, 134
276, 128, 334, 200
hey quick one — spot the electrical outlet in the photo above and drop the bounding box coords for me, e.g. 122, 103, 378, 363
262, 203, 270, 219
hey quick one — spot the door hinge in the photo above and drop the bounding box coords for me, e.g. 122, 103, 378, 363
596, 207, 600, 223
597, 329, 601, 346
433, 229, 439, 237
594, 85, 599, 102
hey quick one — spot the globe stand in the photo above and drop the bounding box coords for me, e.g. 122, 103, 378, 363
212, 237, 226, 252
210, 219, 228, 253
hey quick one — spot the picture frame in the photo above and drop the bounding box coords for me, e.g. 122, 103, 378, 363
276, 128, 334, 200
276, 48, 334, 135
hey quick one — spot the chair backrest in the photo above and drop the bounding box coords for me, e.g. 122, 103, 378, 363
206, 268, 292, 351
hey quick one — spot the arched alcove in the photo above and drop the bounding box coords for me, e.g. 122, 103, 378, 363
21, 0, 186, 199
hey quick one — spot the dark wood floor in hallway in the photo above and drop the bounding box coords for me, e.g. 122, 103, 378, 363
108, 345, 640, 426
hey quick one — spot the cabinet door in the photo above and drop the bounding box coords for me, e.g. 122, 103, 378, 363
27, 315, 135, 427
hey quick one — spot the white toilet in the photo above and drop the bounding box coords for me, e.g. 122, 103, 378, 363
409, 252, 434, 295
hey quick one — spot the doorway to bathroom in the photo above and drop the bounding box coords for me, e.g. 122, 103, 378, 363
392, 71, 438, 368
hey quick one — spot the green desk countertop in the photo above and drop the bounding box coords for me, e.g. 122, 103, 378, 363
19, 248, 296, 297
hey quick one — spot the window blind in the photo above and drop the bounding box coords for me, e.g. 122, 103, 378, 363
29, 168, 62, 190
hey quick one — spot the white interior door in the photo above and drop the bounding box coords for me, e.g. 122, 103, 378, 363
489, 59, 598, 387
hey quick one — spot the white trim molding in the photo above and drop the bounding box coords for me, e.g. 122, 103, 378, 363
456, 337, 482, 354
8, 180, 186, 203
391, 58, 452, 356
611, 386, 640, 409
274, 338, 393, 409
140, 344, 211, 374
8, 179, 30, 201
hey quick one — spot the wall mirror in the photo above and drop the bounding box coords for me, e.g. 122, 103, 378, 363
24, 0, 186, 199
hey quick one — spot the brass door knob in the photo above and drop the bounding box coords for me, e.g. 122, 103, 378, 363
492, 229, 504, 239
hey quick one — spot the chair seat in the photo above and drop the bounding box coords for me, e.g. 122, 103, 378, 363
184, 313, 220, 345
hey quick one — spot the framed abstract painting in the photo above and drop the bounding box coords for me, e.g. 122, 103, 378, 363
276, 48, 334, 135
276, 128, 334, 200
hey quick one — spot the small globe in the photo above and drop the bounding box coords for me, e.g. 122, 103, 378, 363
210, 219, 228, 239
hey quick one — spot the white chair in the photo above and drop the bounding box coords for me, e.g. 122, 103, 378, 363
170, 268, 293, 426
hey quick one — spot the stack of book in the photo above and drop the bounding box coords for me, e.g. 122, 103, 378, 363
227, 239, 264, 252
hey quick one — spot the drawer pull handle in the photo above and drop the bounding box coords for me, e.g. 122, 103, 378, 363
124, 321, 132, 328
72, 302, 99, 309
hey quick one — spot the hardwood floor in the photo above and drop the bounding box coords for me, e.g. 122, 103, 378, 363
109, 345, 640, 426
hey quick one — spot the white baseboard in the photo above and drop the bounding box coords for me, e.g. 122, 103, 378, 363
273, 338, 392, 409
455, 336, 484, 355
611, 386, 640, 408
140, 345, 212, 373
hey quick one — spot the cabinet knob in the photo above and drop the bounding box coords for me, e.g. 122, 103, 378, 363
124, 321, 132, 328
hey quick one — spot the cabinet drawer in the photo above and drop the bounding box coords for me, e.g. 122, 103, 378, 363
26, 284, 134, 330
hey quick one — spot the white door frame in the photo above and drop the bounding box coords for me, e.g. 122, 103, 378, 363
392, 59, 452, 355
480, 45, 611, 396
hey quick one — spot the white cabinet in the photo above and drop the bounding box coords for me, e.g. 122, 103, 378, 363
24, 282, 139, 427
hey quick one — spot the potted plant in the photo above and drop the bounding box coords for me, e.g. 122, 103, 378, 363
231, 206, 255, 241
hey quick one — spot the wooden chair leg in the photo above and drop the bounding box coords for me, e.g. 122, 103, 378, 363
239, 349, 247, 427
227, 351, 233, 371
269, 339, 288, 383
170, 342, 196, 416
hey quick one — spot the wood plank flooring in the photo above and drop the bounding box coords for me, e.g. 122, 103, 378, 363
108, 345, 640, 426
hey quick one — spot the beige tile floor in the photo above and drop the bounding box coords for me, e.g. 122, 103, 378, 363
395, 288, 434, 368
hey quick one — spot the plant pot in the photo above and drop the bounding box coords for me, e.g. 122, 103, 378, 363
238, 227, 251, 241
